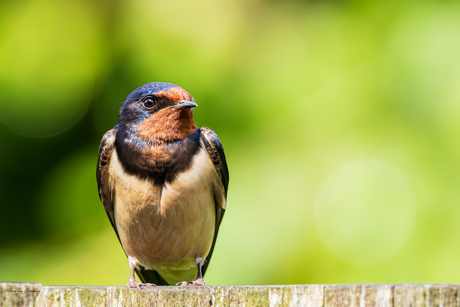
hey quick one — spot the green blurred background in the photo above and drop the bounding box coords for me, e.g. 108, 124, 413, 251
1, 0, 460, 286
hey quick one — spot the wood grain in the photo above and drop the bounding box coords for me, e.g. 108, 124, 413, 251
3, 283, 460, 307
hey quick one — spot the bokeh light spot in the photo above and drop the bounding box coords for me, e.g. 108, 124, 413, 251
316, 160, 416, 266
0, 0, 97, 137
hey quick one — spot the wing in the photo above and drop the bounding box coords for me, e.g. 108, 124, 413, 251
200, 127, 229, 276
97, 128, 118, 235
97, 127, 169, 286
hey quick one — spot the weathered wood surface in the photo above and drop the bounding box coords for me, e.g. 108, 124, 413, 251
3, 283, 460, 307
0, 283, 41, 307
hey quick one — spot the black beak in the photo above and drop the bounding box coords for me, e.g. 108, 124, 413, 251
171, 100, 198, 109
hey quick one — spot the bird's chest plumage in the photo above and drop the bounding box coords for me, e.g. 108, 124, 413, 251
115, 128, 202, 185
108, 135, 217, 278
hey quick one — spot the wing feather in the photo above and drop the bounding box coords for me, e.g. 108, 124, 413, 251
97, 128, 118, 236
200, 127, 229, 276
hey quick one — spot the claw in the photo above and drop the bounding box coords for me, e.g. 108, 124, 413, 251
176, 281, 188, 286
127, 281, 143, 289
176, 278, 206, 287
127, 256, 156, 289
127, 281, 157, 289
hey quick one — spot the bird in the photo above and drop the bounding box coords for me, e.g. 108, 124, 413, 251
96, 82, 229, 288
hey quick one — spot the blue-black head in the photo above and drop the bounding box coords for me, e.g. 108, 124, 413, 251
118, 82, 197, 126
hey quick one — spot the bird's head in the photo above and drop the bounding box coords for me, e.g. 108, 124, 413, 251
118, 82, 198, 143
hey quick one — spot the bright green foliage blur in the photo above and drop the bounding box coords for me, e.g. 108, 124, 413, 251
1, 0, 460, 286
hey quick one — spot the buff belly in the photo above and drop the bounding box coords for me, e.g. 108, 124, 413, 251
108, 147, 217, 284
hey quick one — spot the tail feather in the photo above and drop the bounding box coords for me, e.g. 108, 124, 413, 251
136, 267, 170, 286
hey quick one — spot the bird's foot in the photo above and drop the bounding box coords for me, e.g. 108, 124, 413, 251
176, 278, 206, 287
127, 281, 157, 289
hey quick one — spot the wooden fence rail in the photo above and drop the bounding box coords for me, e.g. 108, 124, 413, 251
2, 282, 460, 307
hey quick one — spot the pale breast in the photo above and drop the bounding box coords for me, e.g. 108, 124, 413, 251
108, 143, 218, 276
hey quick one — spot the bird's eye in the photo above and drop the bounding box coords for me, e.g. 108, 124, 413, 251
143, 97, 156, 109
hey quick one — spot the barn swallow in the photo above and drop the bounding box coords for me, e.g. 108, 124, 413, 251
96, 82, 228, 288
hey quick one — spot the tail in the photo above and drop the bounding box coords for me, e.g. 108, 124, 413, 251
136, 267, 170, 286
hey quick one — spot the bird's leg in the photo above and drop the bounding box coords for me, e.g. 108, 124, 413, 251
127, 256, 156, 288
127, 256, 142, 288
176, 257, 207, 286
193, 257, 206, 286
